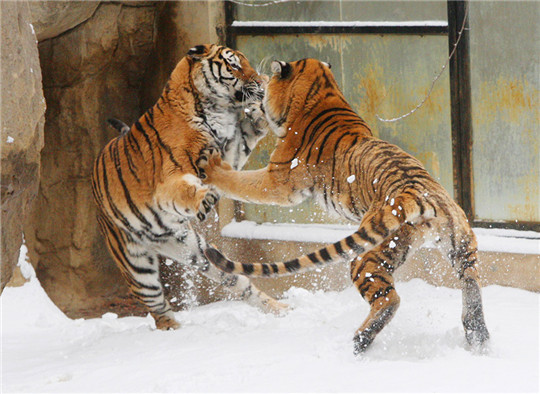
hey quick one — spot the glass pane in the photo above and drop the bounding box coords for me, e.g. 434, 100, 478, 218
470, 1, 540, 222
237, 33, 453, 225
235, 0, 446, 22
236, 0, 341, 22
340, 1, 447, 22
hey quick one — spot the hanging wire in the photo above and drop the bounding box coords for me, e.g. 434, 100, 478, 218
226, 0, 294, 7
376, 3, 470, 123
227, 0, 470, 123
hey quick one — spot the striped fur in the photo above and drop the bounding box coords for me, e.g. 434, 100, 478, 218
91, 44, 288, 331
200, 58, 489, 353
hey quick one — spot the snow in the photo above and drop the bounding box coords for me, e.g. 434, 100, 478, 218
2, 252, 539, 392
221, 220, 540, 255
290, 158, 299, 169
6, 136, 14, 144
347, 174, 356, 183
222, 220, 358, 243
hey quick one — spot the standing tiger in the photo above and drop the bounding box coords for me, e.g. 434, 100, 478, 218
199, 58, 490, 353
91, 44, 287, 331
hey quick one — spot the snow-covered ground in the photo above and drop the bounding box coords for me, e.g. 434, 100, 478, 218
2, 252, 539, 393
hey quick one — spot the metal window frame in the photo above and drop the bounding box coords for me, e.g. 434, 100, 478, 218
225, 0, 539, 232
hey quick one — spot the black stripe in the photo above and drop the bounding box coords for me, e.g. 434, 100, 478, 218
358, 274, 392, 294
144, 114, 183, 170
242, 263, 254, 275
144, 204, 174, 234
110, 141, 153, 229
100, 147, 142, 235
345, 236, 357, 251
319, 248, 332, 262
370, 216, 389, 239
305, 120, 341, 164
225, 261, 235, 273
127, 130, 142, 155
122, 137, 141, 183
328, 132, 356, 206
134, 121, 156, 176
334, 241, 346, 256
307, 252, 319, 263
285, 259, 301, 272
155, 101, 164, 114
357, 227, 377, 245
270, 107, 356, 165
262, 264, 270, 276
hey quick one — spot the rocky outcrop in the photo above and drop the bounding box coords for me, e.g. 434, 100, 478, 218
1, 1, 46, 292
24, 2, 161, 317
29, 1, 100, 41
3, 0, 228, 317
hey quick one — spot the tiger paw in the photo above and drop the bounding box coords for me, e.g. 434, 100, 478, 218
197, 147, 231, 183
465, 326, 490, 351
244, 101, 269, 131
262, 298, 291, 316
196, 145, 219, 180
196, 189, 220, 222
353, 330, 374, 355
153, 313, 181, 331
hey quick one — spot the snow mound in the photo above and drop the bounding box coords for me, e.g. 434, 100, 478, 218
2, 275, 538, 392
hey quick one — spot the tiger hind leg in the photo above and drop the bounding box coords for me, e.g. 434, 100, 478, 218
445, 234, 490, 348
123, 249, 180, 330
102, 229, 180, 330
351, 256, 400, 354
351, 223, 423, 354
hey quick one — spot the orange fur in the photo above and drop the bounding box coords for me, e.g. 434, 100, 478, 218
92, 44, 287, 330
201, 58, 489, 353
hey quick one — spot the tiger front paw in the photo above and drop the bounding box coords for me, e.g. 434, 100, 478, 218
243, 101, 269, 132
196, 188, 220, 222
197, 146, 231, 183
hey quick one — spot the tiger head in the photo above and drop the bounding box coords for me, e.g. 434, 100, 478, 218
185, 44, 266, 106
264, 58, 333, 137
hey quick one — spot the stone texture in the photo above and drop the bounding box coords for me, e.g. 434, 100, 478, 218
6, 0, 232, 317
24, 2, 160, 317
28, 1, 100, 42
1, 1, 46, 292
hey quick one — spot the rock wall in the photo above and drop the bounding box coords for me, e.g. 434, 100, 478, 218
2, 0, 235, 318
1, 1, 46, 291
16, 1, 228, 318
23, 2, 162, 317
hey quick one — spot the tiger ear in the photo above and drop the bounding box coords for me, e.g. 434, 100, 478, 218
187, 44, 210, 59
271, 60, 292, 79
322, 61, 332, 69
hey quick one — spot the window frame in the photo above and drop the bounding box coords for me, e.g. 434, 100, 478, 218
224, 0, 539, 232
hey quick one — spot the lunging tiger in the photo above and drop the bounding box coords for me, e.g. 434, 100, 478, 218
91, 44, 287, 331
198, 58, 490, 353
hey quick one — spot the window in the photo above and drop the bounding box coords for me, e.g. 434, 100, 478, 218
225, 0, 539, 232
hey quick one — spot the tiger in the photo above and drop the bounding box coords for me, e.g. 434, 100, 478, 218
91, 44, 288, 331
198, 58, 490, 354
